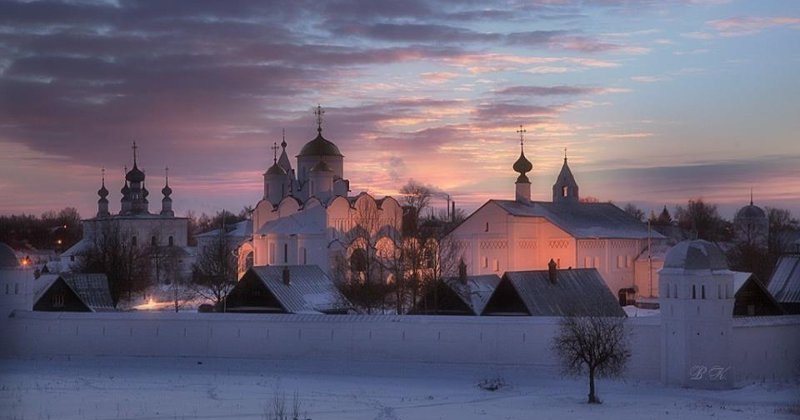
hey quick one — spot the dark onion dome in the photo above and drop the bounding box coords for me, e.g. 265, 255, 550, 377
735, 204, 766, 219
121, 181, 130, 197
298, 133, 343, 157
98, 183, 109, 198
664, 239, 729, 271
310, 160, 332, 172
126, 164, 145, 183
265, 163, 287, 176
162, 184, 172, 196
0, 242, 19, 268
513, 152, 533, 174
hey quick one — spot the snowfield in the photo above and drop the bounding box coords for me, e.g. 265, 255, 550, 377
1, 356, 797, 419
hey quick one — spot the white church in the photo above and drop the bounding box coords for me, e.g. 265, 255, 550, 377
240, 106, 403, 280
61, 144, 192, 282
448, 129, 666, 300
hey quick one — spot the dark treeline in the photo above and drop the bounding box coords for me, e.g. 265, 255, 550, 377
0, 207, 82, 251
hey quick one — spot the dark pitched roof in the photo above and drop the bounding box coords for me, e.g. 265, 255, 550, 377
768, 255, 800, 304
248, 265, 350, 313
491, 200, 661, 239
37, 273, 116, 312
488, 269, 625, 317
442, 275, 501, 315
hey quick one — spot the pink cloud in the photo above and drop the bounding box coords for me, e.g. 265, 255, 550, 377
708, 16, 800, 36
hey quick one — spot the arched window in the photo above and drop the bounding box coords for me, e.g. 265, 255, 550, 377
701, 285, 706, 299
562, 186, 569, 197
168, 236, 174, 246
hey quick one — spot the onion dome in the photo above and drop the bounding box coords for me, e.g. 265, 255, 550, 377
0, 242, 20, 268
310, 160, 332, 172
298, 134, 343, 157
735, 204, 766, 220
126, 165, 145, 183
162, 183, 172, 196
513, 152, 533, 174
98, 181, 109, 198
121, 180, 130, 199
142, 183, 150, 199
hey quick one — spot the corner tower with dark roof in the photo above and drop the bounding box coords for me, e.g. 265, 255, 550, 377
552, 151, 579, 204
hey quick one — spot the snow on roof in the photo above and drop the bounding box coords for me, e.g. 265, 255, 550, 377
732, 271, 754, 293
256, 206, 325, 235
767, 255, 800, 304
36, 273, 116, 312
248, 265, 350, 314
664, 240, 728, 270
498, 269, 625, 317
60, 239, 91, 257
443, 275, 501, 315
491, 200, 661, 240
195, 220, 252, 239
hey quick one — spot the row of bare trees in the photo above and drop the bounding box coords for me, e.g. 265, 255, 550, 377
331, 180, 465, 314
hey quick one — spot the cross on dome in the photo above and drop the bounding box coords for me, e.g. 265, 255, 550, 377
271, 142, 279, 164
315, 105, 325, 134
516, 125, 527, 150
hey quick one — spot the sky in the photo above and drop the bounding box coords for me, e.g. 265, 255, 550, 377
1, 0, 798, 220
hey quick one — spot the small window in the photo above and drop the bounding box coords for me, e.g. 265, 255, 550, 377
673, 284, 678, 298
52, 294, 65, 308
482, 256, 488, 268
168, 236, 174, 246
701, 285, 705, 299
493, 259, 500, 272
617, 255, 624, 268
666, 283, 670, 298
556, 258, 561, 268
485, 222, 489, 232
151, 236, 157, 246
692, 285, 696, 299
562, 186, 568, 197
131, 236, 137, 247
14, 283, 18, 295
70, 255, 75, 262
283, 243, 288, 263
302, 247, 307, 265
718, 284, 722, 299
626, 255, 632, 268
593, 257, 600, 269
584, 256, 592, 268
5, 284, 8, 294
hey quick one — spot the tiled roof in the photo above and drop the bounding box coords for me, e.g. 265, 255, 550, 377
443, 275, 501, 315
249, 265, 350, 314
494, 269, 625, 317
492, 200, 662, 240
768, 255, 800, 304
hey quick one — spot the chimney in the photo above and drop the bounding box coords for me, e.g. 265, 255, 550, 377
282, 266, 290, 285
458, 258, 467, 284
548, 259, 558, 284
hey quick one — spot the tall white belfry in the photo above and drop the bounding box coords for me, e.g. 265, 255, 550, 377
660, 240, 734, 389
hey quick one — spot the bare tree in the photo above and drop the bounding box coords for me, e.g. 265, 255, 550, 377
76, 221, 150, 305
552, 315, 631, 404
675, 198, 730, 241
191, 230, 237, 307
623, 203, 645, 222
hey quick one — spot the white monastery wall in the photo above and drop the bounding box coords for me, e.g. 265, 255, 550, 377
1, 310, 796, 385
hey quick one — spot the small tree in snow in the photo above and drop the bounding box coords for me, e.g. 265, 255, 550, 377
552, 315, 631, 404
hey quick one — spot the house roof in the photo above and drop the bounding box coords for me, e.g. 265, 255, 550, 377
442, 275, 501, 315
248, 265, 350, 314
491, 200, 661, 240
496, 269, 625, 317
36, 273, 116, 312
196, 220, 253, 239
768, 255, 800, 304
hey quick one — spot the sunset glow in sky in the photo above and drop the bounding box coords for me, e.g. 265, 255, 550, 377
1, 0, 798, 219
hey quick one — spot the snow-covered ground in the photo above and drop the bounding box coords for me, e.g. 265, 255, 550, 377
1, 356, 797, 419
